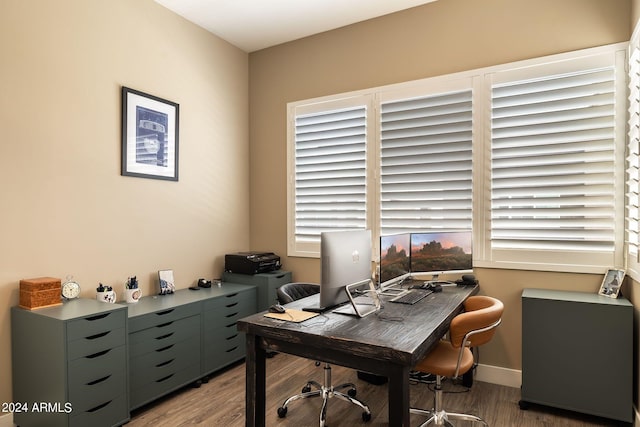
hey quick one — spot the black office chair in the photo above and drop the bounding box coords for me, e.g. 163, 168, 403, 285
275, 282, 372, 426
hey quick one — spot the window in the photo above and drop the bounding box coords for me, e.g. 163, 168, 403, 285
379, 89, 474, 236
287, 96, 371, 256
287, 43, 626, 274
627, 32, 640, 279
484, 50, 627, 272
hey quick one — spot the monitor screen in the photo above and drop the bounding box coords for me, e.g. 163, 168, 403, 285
379, 233, 411, 287
319, 229, 372, 310
410, 231, 472, 280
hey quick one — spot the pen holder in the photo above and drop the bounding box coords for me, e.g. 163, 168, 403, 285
96, 290, 116, 303
124, 288, 141, 303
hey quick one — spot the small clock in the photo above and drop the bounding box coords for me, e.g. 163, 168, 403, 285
61, 278, 81, 299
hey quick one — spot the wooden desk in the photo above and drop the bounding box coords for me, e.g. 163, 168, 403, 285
237, 284, 478, 427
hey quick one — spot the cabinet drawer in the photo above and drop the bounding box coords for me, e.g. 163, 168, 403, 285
129, 302, 200, 333
130, 335, 200, 388
204, 337, 245, 373
67, 327, 126, 361
130, 363, 201, 409
203, 298, 255, 325
129, 314, 200, 357
202, 290, 254, 312
67, 309, 126, 341
69, 394, 128, 427
69, 365, 126, 413
69, 344, 126, 391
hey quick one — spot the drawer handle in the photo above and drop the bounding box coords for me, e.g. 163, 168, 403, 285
156, 344, 174, 352
155, 332, 174, 340
156, 309, 175, 316
85, 331, 110, 340
225, 346, 238, 353
157, 321, 174, 328
226, 334, 238, 340
85, 313, 110, 321
156, 373, 174, 383
156, 358, 175, 368
225, 322, 237, 328
87, 400, 112, 413
225, 293, 238, 298
86, 349, 111, 359
87, 375, 111, 386
225, 312, 239, 318
275, 274, 285, 279
226, 302, 239, 308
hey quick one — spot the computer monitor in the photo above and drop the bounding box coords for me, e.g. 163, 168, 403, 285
379, 233, 411, 288
410, 231, 473, 282
305, 229, 373, 312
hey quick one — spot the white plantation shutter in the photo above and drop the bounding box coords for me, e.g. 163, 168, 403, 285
380, 90, 473, 235
287, 43, 625, 269
627, 45, 640, 273
291, 103, 368, 248
488, 55, 624, 269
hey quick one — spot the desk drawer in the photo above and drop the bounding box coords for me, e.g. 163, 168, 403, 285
129, 303, 200, 333
129, 314, 200, 357
67, 309, 126, 341
67, 327, 126, 361
69, 344, 126, 391
203, 290, 254, 311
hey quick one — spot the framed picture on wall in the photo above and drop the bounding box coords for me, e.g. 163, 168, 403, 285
598, 268, 625, 298
121, 87, 179, 181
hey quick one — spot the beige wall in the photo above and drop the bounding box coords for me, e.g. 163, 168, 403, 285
0, 0, 248, 405
249, 0, 631, 377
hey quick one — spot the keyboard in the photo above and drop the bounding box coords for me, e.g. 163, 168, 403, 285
390, 289, 432, 305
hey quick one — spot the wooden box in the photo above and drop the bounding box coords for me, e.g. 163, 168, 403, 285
19, 277, 62, 310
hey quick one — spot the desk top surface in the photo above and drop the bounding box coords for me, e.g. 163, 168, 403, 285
238, 284, 478, 367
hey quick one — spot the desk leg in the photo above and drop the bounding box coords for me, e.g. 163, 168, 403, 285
245, 333, 266, 427
388, 364, 410, 427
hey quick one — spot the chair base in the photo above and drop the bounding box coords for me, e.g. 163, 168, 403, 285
410, 408, 488, 427
410, 375, 487, 427
277, 363, 372, 427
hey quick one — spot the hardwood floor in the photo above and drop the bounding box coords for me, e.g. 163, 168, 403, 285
126, 353, 619, 426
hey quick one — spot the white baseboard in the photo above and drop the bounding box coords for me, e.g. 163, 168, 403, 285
475, 363, 522, 389
0, 413, 13, 427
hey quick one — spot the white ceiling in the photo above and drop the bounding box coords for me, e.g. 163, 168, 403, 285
154, 0, 436, 52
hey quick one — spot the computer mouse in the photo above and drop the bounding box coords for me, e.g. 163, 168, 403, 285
269, 304, 286, 313
427, 283, 443, 292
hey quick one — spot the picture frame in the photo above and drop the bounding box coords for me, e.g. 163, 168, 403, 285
598, 268, 625, 298
121, 87, 179, 181
158, 269, 176, 295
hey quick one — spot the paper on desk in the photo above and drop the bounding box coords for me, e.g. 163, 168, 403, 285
263, 308, 318, 323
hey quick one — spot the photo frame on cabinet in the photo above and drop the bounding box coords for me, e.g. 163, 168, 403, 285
121, 86, 179, 181
158, 269, 175, 295
598, 268, 625, 298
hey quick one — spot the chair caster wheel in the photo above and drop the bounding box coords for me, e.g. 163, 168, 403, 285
347, 388, 357, 397
277, 406, 288, 418
362, 411, 372, 422
302, 385, 311, 393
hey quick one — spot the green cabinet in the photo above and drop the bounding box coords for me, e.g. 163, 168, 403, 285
521, 288, 633, 424
11, 300, 129, 427
222, 270, 291, 311
125, 283, 256, 410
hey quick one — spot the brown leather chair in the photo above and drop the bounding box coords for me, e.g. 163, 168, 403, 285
275, 282, 372, 426
411, 295, 504, 426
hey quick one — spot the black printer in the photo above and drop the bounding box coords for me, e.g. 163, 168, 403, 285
224, 252, 281, 275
